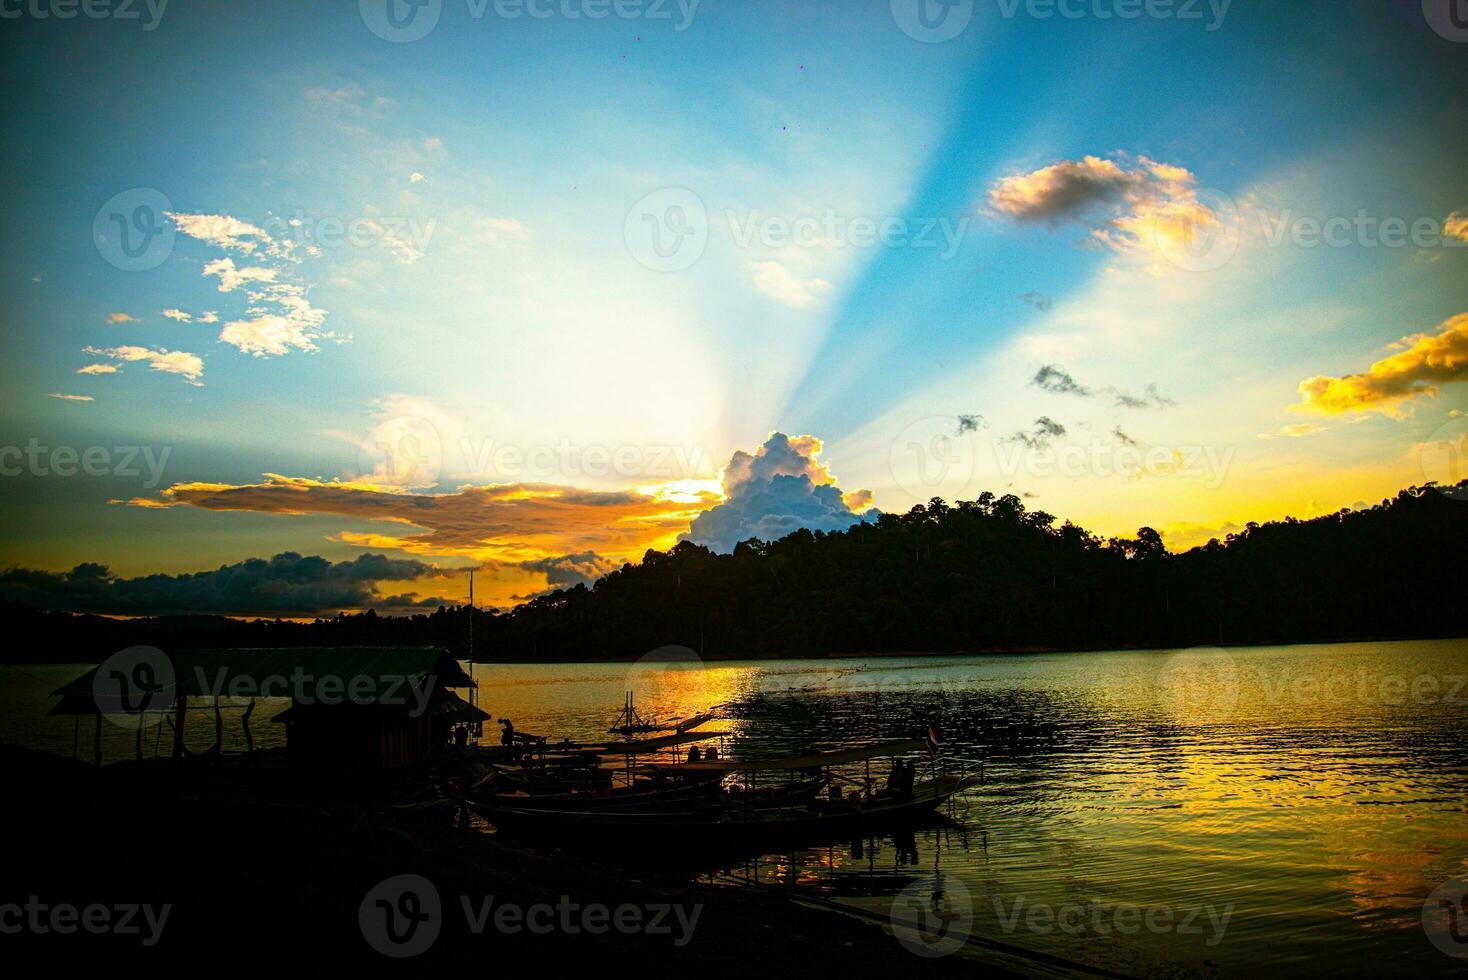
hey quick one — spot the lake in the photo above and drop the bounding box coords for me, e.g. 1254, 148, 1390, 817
5, 639, 1467, 976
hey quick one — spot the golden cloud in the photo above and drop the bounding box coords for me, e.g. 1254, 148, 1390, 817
1294, 312, 1468, 418
120, 474, 718, 577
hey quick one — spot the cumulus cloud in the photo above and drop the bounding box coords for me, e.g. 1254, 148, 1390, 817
749, 261, 834, 309
77, 364, 118, 375
83, 345, 204, 385
1294, 312, 1468, 418
108, 312, 136, 324
989, 154, 1222, 262
1008, 417, 1067, 450
679, 433, 878, 553
409, 172, 425, 184
0, 552, 443, 616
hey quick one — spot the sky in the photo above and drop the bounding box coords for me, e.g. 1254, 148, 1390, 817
0, 0, 1465, 613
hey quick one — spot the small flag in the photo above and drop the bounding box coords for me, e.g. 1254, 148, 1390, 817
924, 724, 942, 757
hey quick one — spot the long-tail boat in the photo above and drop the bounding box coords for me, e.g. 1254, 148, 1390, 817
455, 740, 981, 842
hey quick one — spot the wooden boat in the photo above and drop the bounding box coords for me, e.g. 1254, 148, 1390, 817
471, 772, 827, 813
455, 740, 980, 843
461, 773, 976, 843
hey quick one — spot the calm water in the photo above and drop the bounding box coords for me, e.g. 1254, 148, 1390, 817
5, 640, 1468, 976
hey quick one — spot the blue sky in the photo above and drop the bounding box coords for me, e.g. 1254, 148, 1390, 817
1, 0, 1465, 610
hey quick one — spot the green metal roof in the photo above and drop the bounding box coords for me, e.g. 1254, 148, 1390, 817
52, 647, 474, 705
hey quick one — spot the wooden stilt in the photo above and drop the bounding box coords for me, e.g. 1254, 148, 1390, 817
242, 697, 256, 752
172, 694, 187, 759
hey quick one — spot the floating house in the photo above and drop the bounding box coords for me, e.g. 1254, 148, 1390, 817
51, 646, 486, 770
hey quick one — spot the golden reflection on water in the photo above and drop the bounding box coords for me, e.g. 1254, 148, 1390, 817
7, 638, 1467, 973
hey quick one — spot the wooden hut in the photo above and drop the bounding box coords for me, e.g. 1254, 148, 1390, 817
51, 647, 486, 770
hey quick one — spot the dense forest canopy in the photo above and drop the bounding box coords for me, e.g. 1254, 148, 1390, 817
5, 483, 1465, 664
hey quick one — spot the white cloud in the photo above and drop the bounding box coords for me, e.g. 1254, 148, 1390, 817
219, 315, 321, 357
749, 260, 834, 309
680, 432, 877, 552
168, 212, 272, 254
77, 364, 118, 375
409, 172, 425, 184
49, 393, 94, 402
203, 257, 278, 293
82, 345, 204, 385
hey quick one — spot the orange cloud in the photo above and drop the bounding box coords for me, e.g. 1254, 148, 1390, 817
119, 475, 719, 604
1294, 312, 1468, 418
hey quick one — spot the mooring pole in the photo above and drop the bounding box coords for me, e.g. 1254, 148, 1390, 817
172, 693, 187, 759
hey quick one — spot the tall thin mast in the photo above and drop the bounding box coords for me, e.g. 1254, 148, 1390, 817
468, 569, 476, 724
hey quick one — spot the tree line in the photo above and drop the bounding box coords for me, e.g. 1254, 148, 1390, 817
5, 482, 1465, 664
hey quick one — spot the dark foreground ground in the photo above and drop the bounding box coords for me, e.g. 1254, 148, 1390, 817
0, 746, 1046, 975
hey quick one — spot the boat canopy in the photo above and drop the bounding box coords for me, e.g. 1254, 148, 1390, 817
593, 729, 731, 754
648, 738, 925, 772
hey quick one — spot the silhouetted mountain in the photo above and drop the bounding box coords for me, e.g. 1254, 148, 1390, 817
5, 482, 1465, 664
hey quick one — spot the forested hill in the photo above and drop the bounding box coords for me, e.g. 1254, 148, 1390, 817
495, 484, 1468, 659
5, 483, 1465, 664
